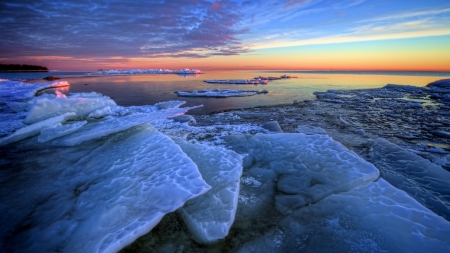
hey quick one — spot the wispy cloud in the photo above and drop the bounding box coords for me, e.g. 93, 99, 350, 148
358, 8, 450, 23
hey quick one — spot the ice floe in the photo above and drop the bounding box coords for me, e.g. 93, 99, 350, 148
238, 179, 450, 253
94, 68, 201, 75
0, 112, 76, 146
204, 79, 269, 84
0, 124, 210, 253
176, 140, 242, 243
176, 88, 268, 97
221, 133, 380, 213
369, 138, 450, 220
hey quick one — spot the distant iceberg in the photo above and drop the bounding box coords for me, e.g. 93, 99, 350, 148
93, 68, 201, 75
176, 88, 268, 97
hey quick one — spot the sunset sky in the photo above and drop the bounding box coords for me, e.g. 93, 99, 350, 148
1, 0, 450, 71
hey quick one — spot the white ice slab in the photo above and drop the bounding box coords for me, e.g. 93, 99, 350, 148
238, 179, 450, 253
38, 121, 87, 142
1, 124, 211, 253
0, 112, 76, 146
176, 140, 243, 243
222, 133, 379, 213
369, 138, 450, 220
25, 95, 116, 124
52, 105, 202, 146
176, 89, 268, 97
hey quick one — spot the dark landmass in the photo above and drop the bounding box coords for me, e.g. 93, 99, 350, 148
0, 64, 48, 72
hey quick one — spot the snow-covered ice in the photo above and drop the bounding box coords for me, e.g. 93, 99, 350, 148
369, 138, 450, 220
0, 124, 211, 253
25, 92, 116, 124
238, 179, 450, 253
176, 88, 268, 97
222, 133, 380, 213
0, 80, 69, 101
176, 140, 242, 243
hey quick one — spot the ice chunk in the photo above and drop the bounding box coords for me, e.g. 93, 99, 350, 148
0, 80, 69, 101
296, 125, 326, 135
176, 89, 268, 97
52, 105, 202, 146
38, 121, 87, 142
260, 121, 283, 133
369, 138, 450, 220
0, 112, 76, 146
176, 141, 242, 243
222, 133, 379, 213
25, 95, 116, 124
155, 100, 186, 110
87, 106, 129, 119
1, 124, 211, 253
239, 179, 450, 253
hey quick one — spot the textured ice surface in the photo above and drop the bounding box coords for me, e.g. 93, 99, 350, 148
222, 133, 379, 213
176, 140, 242, 243
87, 105, 129, 119
0, 112, 76, 146
51, 105, 202, 146
176, 89, 268, 97
296, 125, 326, 135
0, 80, 69, 101
94, 68, 201, 75
369, 138, 450, 220
239, 179, 450, 253
25, 94, 116, 124
0, 124, 210, 253
38, 121, 87, 142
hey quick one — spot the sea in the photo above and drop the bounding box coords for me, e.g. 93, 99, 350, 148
1, 70, 449, 114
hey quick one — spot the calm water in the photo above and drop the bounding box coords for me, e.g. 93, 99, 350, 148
1, 70, 449, 114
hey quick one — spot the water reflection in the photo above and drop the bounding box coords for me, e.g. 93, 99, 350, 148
37, 70, 447, 115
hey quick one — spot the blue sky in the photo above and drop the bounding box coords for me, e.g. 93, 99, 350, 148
1, 0, 449, 70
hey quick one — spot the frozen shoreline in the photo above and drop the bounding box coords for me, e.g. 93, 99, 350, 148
1, 78, 450, 252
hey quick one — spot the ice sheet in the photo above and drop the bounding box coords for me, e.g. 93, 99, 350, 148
176, 89, 268, 97
369, 138, 450, 220
176, 140, 242, 243
51, 105, 202, 146
25, 94, 116, 124
238, 179, 450, 253
0, 112, 76, 146
38, 121, 87, 142
222, 133, 380, 213
0, 124, 211, 253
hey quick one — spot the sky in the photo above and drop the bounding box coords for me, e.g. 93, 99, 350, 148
1, 0, 450, 71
